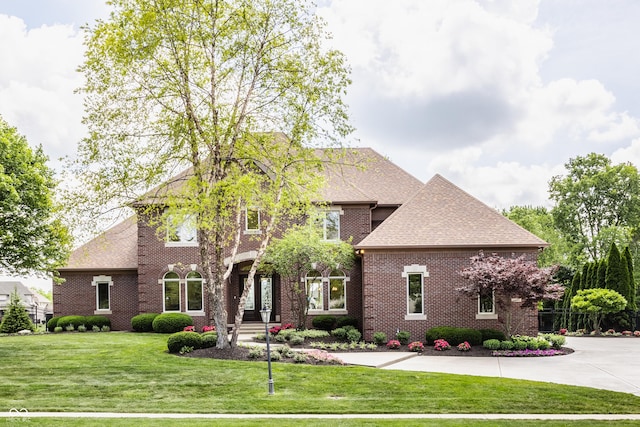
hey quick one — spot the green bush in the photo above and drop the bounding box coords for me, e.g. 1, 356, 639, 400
57, 316, 87, 329
53, 326, 63, 333
541, 333, 566, 349
513, 340, 527, 350
373, 332, 387, 346
336, 316, 358, 329
289, 334, 305, 345
346, 329, 361, 343
78, 325, 87, 332
425, 326, 483, 346
526, 340, 539, 350
47, 316, 61, 332
499, 340, 514, 350
312, 315, 337, 331
479, 328, 506, 342
84, 315, 111, 329
331, 326, 353, 341
152, 313, 194, 334
131, 313, 160, 332
396, 330, 411, 345
537, 339, 551, 350
483, 339, 501, 350
201, 332, 218, 348
167, 331, 203, 353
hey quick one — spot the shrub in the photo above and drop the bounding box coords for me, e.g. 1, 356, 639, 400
433, 339, 450, 351
425, 326, 482, 346
152, 313, 194, 334
47, 316, 61, 332
84, 315, 111, 329
248, 347, 265, 359
479, 328, 506, 342
336, 316, 358, 329
373, 332, 387, 346
526, 340, 539, 350
457, 341, 471, 352
331, 326, 355, 342
312, 315, 337, 331
269, 351, 282, 361
346, 329, 361, 343
289, 334, 305, 346
537, 339, 551, 350
408, 341, 424, 352
65, 324, 75, 332
386, 339, 401, 349
131, 313, 160, 332
499, 340, 514, 350
293, 352, 307, 363
483, 339, 501, 350
541, 334, 566, 349
167, 331, 203, 353
57, 315, 87, 329
201, 332, 218, 348
92, 325, 101, 332
179, 346, 194, 354
54, 326, 63, 333
77, 325, 87, 332
101, 325, 110, 332
513, 340, 527, 350
396, 330, 411, 345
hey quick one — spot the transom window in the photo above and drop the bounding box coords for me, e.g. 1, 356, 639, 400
186, 271, 203, 312
306, 270, 323, 311
166, 214, 197, 245
163, 271, 181, 312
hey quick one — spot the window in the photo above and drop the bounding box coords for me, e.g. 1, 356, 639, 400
92, 275, 112, 313
329, 270, 346, 310
306, 270, 323, 311
478, 290, 494, 314
163, 271, 181, 312
186, 272, 203, 312
245, 208, 261, 233
407, 273, 423, 315
316, 209, 341, 241
166, 214, 197, 246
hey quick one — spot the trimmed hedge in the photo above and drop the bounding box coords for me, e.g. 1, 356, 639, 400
85, 315, 111, 329
167, 331, 203, 353
57, 315, 87, 329
336, 316, 358, 329
312, 315, 337, 331
152, 313, 194, 334
47, 316, 61, 332
131, 313, 160, 332
201, 332, 218, 348
479, 328, 506, 342
425, 326, 483, 346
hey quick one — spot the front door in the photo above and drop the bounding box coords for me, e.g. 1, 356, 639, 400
239, 274, 274, 322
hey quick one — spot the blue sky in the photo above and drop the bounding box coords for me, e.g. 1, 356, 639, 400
1, 0, 639, 211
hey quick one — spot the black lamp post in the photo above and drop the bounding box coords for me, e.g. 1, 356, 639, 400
260, 305, 275, 395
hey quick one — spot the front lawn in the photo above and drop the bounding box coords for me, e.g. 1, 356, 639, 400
1, 333, 640, 415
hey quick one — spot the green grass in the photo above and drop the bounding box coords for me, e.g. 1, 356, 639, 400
1, 333, 640, 415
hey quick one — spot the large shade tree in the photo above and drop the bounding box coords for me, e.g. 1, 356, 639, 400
74, 0, 352, 348
0, 116, 70, 279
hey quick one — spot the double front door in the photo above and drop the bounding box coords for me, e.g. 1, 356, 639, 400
239, 274, 274, 322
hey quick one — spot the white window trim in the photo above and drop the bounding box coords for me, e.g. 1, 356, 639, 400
304, 274, 324, 313
243, 208, 262, 235
321, 207, 343, 241
92, 275, 113, 314
186, 274, 204, 313
402, 265, 428, 320
161, 274, 182, 313
328, 273, 349, 312
165, 214, 198, 247
476, 290, 498, 319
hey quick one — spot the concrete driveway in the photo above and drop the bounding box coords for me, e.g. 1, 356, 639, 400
334, 336, 640, 396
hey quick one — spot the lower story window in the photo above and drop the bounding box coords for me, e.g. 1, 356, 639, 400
306, 270, 323, 310
163, 272, 181, 312
92, 275, 113, 312
186, 271, 203, 311
479, 290, 495, 314
407, 273, 423, 315
329, 270, 346, 310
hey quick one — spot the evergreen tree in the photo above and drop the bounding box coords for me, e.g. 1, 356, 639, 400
0, 288, 35, 333
580, 264, 589, 289
622, 246, 636, 311
605, 243, 630, 309
597, 259, 607, 288
587, 262, 596, 288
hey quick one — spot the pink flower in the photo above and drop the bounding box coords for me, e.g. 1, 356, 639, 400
434, 339, 451, 351
183, 326, 195, 332
559, 328, 567, 335
408, 341, 424, 352
386, 339, 401, 349
457, 341, 471, 351
202, 325, 215, 332
634, 331, 640, 337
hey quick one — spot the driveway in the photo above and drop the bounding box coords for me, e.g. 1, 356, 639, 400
334, 336, 640, 396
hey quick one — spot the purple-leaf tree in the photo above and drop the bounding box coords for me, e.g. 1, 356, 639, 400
457, 251, 563, 336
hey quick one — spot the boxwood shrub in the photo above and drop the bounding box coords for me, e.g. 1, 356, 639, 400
152, 313, 194, 334
56, 315, 87, 329
201, 332, 218, 348
312, 315, 337, 331
483, 339, 501, 350
167, 331, 203, 353
84, 315, 111, 329
47, 316, 61, 332
479, 328, 506, 342
425, 326, 483, 346
335, 316, 358, 329
131, 313, 160, 332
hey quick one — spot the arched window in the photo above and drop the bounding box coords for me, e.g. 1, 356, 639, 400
305, 270, 323, 311
163, 271, 180, 312
329, 270, 346, 310
186, 271, 203, 312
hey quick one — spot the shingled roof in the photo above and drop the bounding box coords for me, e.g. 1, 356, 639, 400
320, 148, 424, 206
356, 174, 548, 250
60, 216, 138, 271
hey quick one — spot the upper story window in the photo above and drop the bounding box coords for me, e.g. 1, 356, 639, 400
317, 209, 341, 241
244, 208, 261, 234
166, 214, 197, 247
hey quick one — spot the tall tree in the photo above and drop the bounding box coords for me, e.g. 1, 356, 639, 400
605, 242, 630, 309
0, 116, 70, 279
260, 222, 355, 329
549, 153, 640, 265
622, 246, 636, 311
74, 0, 352, 348
457, 251, 563, 336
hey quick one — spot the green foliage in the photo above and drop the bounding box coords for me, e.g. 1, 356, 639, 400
84, 315, 111, 329
331, 325, 355, 342
131, 313, 160, 332
571, 288, 627, 333
482, 339, 501, 350
248, 346, 265, 359
77, 325, 87, 332
606, 243, 630, 307
53, 326, 62, 333
0, 289, 35, 333
425, 326, 483, 346
499, 340, 514, 350
152, 313, 194, 334
622, 246, 636, 310
541, 333, 566, 349
166, 331, 203, 353
311, 315, 337, 331
47, 316, 61, 332
201, 332, 218, 349
336, 316, 359, 329
396, 330, 411, 345
346, 329, 361, 343
479, 328, 506, 342
372, 332, 387, 346
0, 116, 70, 278
57, 316, 87, 330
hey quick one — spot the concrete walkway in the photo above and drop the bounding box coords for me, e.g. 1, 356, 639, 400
333, 336, 640, 396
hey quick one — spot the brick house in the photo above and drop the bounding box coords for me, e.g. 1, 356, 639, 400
54, 148, 547, 338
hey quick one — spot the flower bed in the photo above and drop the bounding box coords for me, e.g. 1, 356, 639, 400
492, 349, 567, 357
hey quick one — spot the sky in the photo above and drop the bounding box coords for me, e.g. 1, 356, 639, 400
1, 0, 640, 286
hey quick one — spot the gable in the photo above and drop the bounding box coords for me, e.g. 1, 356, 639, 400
356, 174, 548, 249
